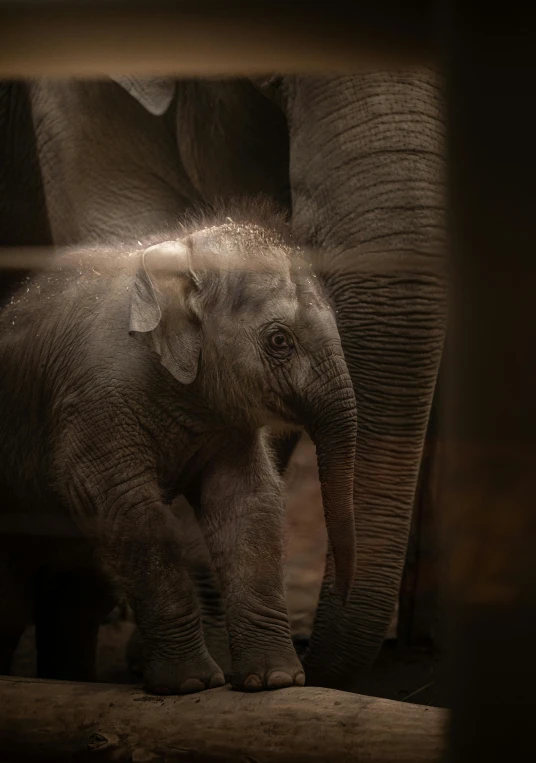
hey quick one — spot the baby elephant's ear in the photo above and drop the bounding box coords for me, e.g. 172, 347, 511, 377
129, 246, 164, 335
130, 242, 202, 385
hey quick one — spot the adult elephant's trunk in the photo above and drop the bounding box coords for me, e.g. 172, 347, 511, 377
305, 357, 357, 603
287, 71, 446, 688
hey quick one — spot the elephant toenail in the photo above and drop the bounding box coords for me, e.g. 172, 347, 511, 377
295, 671, 306, 686
179, 678, 206, 694
267, 671, 293, 689
243, 674, 262, 691
209, 672, 226, 689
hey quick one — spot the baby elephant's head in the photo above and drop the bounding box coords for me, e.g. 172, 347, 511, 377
129, 218, 357, 600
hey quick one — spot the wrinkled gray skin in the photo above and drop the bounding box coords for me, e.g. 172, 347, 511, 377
0, 211, 357, 693
125, 497, 232, 678
14, 71, 445, 689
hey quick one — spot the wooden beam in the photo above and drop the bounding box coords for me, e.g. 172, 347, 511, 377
0, 676, 446, 762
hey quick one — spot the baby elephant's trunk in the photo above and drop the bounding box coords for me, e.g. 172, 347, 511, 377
305, 354, 357, 602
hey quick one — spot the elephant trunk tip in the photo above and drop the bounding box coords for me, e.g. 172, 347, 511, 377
332, 581, 352, 607
329, 545, 355, 607
317, 474, 356, 607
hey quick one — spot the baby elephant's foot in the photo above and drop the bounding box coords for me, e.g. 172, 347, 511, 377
143, 650, 225, 695
231, 648, 305, 692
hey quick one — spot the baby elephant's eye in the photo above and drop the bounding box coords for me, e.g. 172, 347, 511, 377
270, 332, 289, 349
266, 329, 294, 356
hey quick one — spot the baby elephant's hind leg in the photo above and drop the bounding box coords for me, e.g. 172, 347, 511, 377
124, 509, 232, 682
130, 547, 225, 696
0, 548, 32, 675
34, 567, 115, 681
175, 497, 231, 677
60, 425, 226, 695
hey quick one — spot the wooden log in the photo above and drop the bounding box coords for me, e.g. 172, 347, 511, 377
0, 676, 446, 763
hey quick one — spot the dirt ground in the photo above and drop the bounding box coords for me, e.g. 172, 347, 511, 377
11, 434, 445, 707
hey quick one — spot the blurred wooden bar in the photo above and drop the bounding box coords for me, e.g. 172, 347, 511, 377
0, 0, 437, 77
445, 5, 536, 761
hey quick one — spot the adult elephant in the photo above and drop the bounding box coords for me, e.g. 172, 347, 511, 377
26, 71, 446, 690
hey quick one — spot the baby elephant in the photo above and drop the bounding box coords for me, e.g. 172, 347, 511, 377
0, 208, 357, 694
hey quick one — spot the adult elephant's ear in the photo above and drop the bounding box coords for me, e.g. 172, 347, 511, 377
130, 242, 202, 385
109, 76, 175, 116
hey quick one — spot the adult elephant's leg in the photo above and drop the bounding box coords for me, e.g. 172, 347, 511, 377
287, 71, 446, 688
0, 81, 52, 303
29, 80, 200, 245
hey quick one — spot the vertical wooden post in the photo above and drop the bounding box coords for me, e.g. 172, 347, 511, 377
445, 5, 536, 760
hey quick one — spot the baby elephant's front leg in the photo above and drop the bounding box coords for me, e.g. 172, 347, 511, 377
197, 433, 305, 692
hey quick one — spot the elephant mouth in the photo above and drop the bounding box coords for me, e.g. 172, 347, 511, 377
258, 395, 304, 430
263, 409, 303, 432
267, 399, 309, 430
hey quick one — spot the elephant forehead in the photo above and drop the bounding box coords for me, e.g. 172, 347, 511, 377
301, 303, 339, 334
226, 267, 297, 316
224, 266, 328, 322
295, 277, 328, 310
